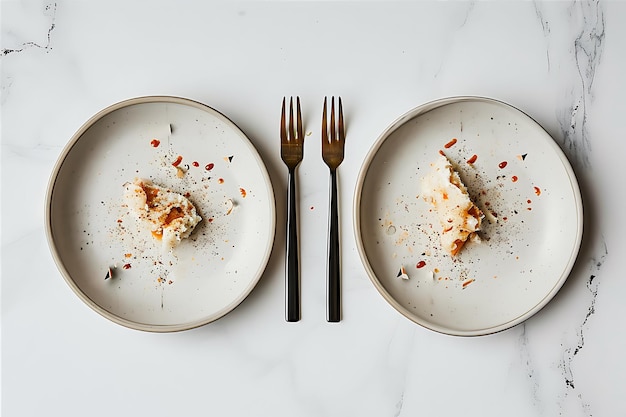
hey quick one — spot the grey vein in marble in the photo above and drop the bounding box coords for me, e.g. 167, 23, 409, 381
557, 0, 606, 411
518, 323, 543, 415
560, 240, 607, 390
1, 3, 57, 57
527, 2, 609, 416
533, 1, 552, 71
558, 0, 605, 169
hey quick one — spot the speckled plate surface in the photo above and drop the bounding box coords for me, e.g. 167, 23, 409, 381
354, 96, 583, 336
46, 96, 276, 332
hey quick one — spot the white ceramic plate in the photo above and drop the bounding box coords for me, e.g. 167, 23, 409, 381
46, 96, 275, 332
354, 97, 583, 336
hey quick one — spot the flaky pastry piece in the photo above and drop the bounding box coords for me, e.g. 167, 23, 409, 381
421, 154, 484, 256
124, 178, 202, 249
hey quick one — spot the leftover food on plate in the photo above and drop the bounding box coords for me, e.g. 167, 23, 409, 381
421, 153, 484, 256
124, 178, 202, 250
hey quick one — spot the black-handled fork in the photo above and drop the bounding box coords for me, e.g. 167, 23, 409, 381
321, 96, 345, 322
280, 97, 304, 322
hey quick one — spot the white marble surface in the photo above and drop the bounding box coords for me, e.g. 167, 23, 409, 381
2, 1, 625, 416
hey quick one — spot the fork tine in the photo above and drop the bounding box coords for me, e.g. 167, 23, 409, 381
280, 97, 287, 143
296, 96, 303, 141
338, 97, 344, 141
330, 97, 336, 142
288, 97, 294, 142
322, 96, 328, 143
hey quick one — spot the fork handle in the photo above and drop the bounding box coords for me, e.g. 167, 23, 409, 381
286, 168, 300, 322
327, 169, 341, 322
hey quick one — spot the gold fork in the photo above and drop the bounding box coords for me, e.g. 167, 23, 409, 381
280, 96, 304, 322
321, 96, 345, 322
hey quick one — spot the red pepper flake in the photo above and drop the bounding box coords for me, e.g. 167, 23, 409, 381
168, 280, 173, 285
208, 217, 214, 223
192, 161, 199, 167
218, 178, 224, 184
512, 175, 518, 182
184, 192, 191, 198
467, 154, 478, 164
498, 161, 508, 169
172, 155, 183, 167
462, 278, 476, 288
534, 186, 541, 196
124, 253, 132, 258
239, 188, 247, 198
150, 139, 160, 147
205, 163, 214, 171
123, 263, 131, 270
527, 199, 532, 204
444, 138, 457, 148
502, 216, 508, 221
416, 260, 426, 269
117, 219, 123, 223
438, 149, 446, 156
310, 206, 315, 210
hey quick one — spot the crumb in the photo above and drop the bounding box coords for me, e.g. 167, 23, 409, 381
225, 199, 235, 215
397, 266, 409, 280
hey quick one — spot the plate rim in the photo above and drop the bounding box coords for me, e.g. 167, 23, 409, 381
45, 95, 277, 332
353, 95, 584, 336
